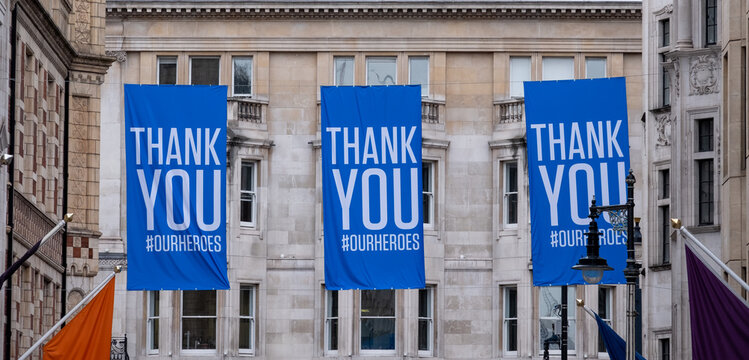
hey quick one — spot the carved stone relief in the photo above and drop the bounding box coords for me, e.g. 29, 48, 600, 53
689, 55, 719, 95
74, 0, 91, 44
105, 50, 127, 63
655, 113, 673, 147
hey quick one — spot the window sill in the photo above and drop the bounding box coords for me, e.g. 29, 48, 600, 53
649, 263, 671, 272
238, 350, 255, 356
686, 224, 720, 234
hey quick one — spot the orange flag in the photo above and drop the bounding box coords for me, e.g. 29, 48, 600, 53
43, 278, 115, 359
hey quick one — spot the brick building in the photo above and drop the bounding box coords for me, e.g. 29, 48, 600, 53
1, 0, 112, 358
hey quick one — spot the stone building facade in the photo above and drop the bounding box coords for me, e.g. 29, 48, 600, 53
641, 0, 749, 358
103, 1, 644, 359
1, 0, 111, 358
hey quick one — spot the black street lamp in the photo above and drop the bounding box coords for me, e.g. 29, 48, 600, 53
573, 170, 640, 360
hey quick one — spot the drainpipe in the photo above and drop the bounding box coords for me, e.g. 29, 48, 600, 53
61, 73, 69, 321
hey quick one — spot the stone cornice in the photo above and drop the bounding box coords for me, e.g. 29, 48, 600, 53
107, 1, 642, 20
107, 36, 641, 53
17, 0, 76, 74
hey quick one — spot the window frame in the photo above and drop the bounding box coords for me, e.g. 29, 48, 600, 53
502, 285, 518, 355
239, 284, 256, 355
538, 286, 576, 355
418, 286, 435, 357
333, 56, 355, 86
232, 56, 253, 97
359, 289, 397, 355
422, 161, 435, 228
180, 290, 218, 354
659, 337, 671, 360
705, 0, 717, 46
693, 117, 715, 226
240, 160, 257, 227
365, 56, 397, 86
660, 18, 671, 47
325, 289, 339, 354
189, 56, 221, 86
157, 56, 177, 85
661, 54, 671, 107
509, 56, 532, 98
542, 56, 575, 81
503, 161, 518, 226
147, 291, 160, 354
408, 56, 430, 97
585, 57, 607, 79
597, 287, 613, 354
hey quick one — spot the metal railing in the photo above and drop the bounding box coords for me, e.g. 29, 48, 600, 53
494, 98, 524, 125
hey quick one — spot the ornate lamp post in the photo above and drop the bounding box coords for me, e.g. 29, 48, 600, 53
573, 170, 640, 360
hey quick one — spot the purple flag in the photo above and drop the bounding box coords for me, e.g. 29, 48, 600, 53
686, 245, 749, 359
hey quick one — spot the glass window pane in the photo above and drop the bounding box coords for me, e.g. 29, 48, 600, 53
329, 318, 339, 350
418, 319, 430, 351
239, 318, 251, 349
506, 288, 517, 318
409, 57, 429, 97
509, 57, 531, 97
149, 291, 159, 316
507, 320, 517, 351
240, 286, 252, 317
361, 290, 395, 316
150, 319, 159, 350
361, 318, 395, 350
183, 290, 216, 316
158, 57, 177, 85
242, 163, 254, 191
586, 58, 607, 79
507, 163, 517, 192
328, 290, 339, 317
191, 58, 220, 85
661, 19, 670, 47
418, 289, 430, 317
182, 318, 216, 349
367, 57, 396, 86
233, 57, 252, 95
542, 57, 574, 81
698, 118, 713, 152
334, 57, 354, 86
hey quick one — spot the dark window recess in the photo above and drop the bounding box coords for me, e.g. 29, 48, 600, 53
660, 169, 670, 199
661, 205, 671, 264
697, 118, 714, 152
705, 0, 717, 46
191, 58, 220, 86
697, 159, 714, 225
661, 19, 670, 47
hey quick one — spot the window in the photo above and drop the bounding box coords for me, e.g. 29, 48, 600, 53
232, 57, 253, 96
660, 338, 671, 360
325, 290, 339, 352
597, 287, 612, 353
360, 290, 395, 352
542, 57, 574, 81
660, 205, 671, 263
239, 285, 256, 354
661, 55, 670, 107
181, 290, 217, 351
418, 287, 434, 355
539, 286, 576, 353
504, 162, 518, 225
366, 57, 396, 86
705, 0, 717, 46
660, 169, 670, 200
157, 56, 177, 85
334, 57, 354, 86
240, 161, 257, 226
509, 57, 531, 97
503, 286, 518, 353
147, 291, 160, 353
697, 118, 714, 152
660, 19, 671, 47
423, 162, 434, 226
697, 159, 714, 225
409, 57, 429, 97
190, 57, 220, 86
585, 58, 607, 79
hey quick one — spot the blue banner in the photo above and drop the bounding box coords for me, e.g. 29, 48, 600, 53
524, 78, 630, 286
322, 86, 425, 290
125, 85, 229, 290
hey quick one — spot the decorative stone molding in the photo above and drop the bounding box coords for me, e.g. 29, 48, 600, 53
107, 2, 642, 20
654, 113, 673, 147
653, 4, 674, 16
689, 55, 719, 95
71, 71, 105, 85
670, 59, 680, 97
105, 50, 127, 63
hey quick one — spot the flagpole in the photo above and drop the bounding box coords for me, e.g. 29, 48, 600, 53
17, 265, 121, 360
0, 214, 72, 287
671, 219, 749, 294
